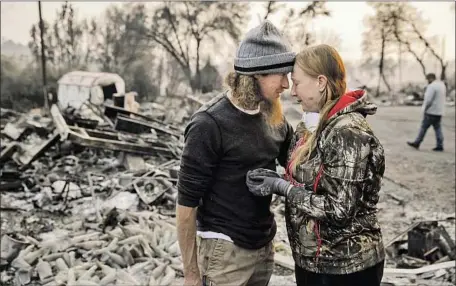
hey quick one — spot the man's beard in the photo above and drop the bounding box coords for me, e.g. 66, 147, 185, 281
230, 74, 285, 127
260, 97, 284, 127
232, 91, 284, 127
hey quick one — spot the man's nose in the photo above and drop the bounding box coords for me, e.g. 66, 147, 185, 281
282, 75, 290, 89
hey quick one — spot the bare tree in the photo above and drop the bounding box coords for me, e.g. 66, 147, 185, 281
363, 3, 399, 96
367, 2, 448, 85
54, 3, 85, 72
81, 18, 98, 67
408, 21, 448, 81
313, 28, 342, 50
87, 4, 152, 73
29, 2, 88, 77
388, 3, 448, 81
29, 20, 51, 69
84, 4, 161, 101
393, 31, 428, 79
386, 3, 429, 79
263, 2, 285, 20
281, 1, 331, 47
145, 2, 249, 92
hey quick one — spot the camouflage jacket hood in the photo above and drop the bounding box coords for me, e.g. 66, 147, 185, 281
285, 89, 385, 274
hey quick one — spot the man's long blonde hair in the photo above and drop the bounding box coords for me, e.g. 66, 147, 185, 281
225, 72, 261, 109
224, 71, 284, 127
290, 44, 347, 173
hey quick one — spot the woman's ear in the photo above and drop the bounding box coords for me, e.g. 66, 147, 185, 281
317, 75, 328, 91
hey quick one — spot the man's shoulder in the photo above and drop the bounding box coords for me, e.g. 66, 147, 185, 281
430, 80, 446, 90
187, 91, 230, 130
437, 80, 447, 91
195, 91, 229, 115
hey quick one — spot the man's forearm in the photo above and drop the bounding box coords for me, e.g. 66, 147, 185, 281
176, 204, 200, 279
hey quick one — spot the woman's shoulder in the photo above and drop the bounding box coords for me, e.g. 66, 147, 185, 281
320, 113, 381, 153
324, 112, 374, 137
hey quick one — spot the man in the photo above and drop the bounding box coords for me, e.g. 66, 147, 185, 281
176, 20, 295, 286
407, 73, 446, 151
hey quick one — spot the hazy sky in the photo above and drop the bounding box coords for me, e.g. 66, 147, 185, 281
1, 1, 455, 62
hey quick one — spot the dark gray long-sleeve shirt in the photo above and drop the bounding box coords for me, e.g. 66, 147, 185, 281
177, 92, 293, 249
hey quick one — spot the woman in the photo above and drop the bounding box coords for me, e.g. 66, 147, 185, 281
246, 44, 385, 286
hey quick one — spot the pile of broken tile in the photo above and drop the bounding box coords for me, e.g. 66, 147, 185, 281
0, 101, 190, 285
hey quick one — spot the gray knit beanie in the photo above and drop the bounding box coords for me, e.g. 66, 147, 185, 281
234, 20, 295, 75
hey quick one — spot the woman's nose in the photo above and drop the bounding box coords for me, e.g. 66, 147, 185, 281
291, 84, 297, 97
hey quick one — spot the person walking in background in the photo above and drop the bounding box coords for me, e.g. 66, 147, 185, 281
407, 73, 446, 151
176, 20, 295, 286
246, 44, 386, 286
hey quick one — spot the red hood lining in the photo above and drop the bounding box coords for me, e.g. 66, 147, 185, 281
327, 89, 365, 119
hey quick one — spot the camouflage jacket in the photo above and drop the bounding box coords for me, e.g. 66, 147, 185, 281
285, 90, 385, 274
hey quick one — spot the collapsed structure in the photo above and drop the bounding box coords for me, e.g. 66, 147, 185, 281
0, 71, 200, 285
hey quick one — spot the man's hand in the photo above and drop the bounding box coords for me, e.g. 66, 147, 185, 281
246, 168, 292, 197
183, 274, 202, 286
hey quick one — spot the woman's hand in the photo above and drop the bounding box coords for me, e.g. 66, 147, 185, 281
246, 168, 292, 197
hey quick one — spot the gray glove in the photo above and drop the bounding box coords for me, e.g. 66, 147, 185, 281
246, 168, 292, 197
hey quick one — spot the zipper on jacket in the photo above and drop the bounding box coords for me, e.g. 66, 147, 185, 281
313, 164, 324, 263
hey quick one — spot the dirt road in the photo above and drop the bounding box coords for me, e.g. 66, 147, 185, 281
370, 105, 455, 212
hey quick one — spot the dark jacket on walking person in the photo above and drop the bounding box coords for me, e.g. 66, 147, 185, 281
246, 44, 386, 286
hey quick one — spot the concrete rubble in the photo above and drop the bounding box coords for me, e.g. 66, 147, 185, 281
0, 95, 193, 285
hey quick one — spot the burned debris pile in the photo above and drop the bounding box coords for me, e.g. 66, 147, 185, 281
383, 219, 456, 285
0, 93, 197, 285
1, 210, 181, 286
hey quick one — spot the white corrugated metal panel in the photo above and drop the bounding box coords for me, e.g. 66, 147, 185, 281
58, 71, 124, 87
57, 71, 126, 108
90, 86, 104, 106
57, 85, 91, 109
